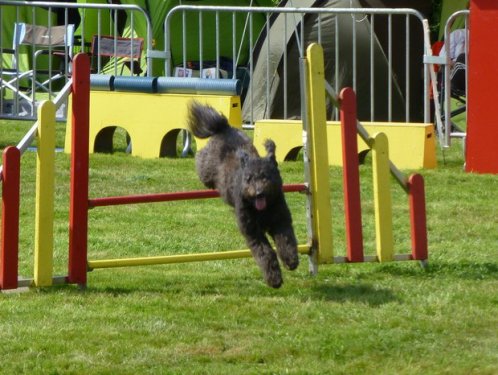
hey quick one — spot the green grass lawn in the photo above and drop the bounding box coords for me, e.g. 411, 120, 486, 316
0, 119, 497, 374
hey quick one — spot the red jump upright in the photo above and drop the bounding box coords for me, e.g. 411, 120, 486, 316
339, 87, 428, 264
68, 54, 91, 286
407, 174, 428, 261
1, 147, 21, 290
339, 88, 364, 262
466, 0, 498, 174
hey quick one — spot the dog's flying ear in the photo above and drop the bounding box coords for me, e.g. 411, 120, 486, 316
264, 139, 277, 164
237, 149, 250, 168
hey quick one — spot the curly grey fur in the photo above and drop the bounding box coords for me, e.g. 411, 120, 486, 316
187, 101, 299, 288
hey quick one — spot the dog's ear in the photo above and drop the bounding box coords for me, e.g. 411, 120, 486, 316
264, 139, 277, 164
237, 149, 250, 168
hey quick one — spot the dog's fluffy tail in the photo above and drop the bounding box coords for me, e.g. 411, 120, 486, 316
187, 101, 230, 139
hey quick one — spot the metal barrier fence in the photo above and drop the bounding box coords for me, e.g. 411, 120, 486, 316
0, 0, 151, 119
164, 5, 431, 125
1, 2, 432, 127
442, 10, 469, 148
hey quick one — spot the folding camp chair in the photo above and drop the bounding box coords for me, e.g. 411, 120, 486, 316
441, 53, 467, 133
0, 22, 75, 110
90, 35, 144, 76
431, 40, 467, 139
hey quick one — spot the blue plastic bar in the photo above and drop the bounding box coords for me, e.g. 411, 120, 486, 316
156, 77, 241, 95
112, 76, 158, 93
90, 74, 115, 91
89, 75, 241, 96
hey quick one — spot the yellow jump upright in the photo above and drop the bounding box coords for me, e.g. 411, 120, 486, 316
306, 44, 333, 265
34, 101, 56, 287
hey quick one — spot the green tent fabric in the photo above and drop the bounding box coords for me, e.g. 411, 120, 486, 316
110, 0, 156, 76
75, 0, 137, 76
75, 0, 114, 46
2, 0, 276, 79
164, 0, 270, 72
119, 0, 274, 76
87, 0, 274, 76
438, 0, 469, 40
244, 0, 410, 123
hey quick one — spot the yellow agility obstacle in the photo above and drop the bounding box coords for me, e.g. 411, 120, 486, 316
65, 81, 242, 158
253, 119, 437, 170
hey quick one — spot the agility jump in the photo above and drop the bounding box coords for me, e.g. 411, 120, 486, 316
0, 46, 428, 290
1, 98, 61, 290
68, 47, 427, 287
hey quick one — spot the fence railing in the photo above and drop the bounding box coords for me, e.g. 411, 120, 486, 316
164, 5, 431, 125
2, 2, 433, 127
0, 0, 151, 119
442, 10, 469, 148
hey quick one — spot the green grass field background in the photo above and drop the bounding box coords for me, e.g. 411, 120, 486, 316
0, 120, 496, 374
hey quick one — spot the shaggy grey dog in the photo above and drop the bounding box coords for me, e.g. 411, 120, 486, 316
187, 101, 299, 288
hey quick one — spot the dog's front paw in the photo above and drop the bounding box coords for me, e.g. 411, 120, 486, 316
282, 252, 299, 271
264, 268, 283, 288
259, 253, 283, 288
276, 243, 299, 271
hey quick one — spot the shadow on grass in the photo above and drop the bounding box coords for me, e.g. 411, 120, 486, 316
31, 260, 496, 298
308, 283, 398, 307
27, 266, 402, 304
32, 283, 136, 296
37, 275, 397, 306
378, 261, 498, 280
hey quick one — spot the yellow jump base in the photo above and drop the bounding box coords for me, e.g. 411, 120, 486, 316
65, 91, 242, 158
254, 119, 437, 169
